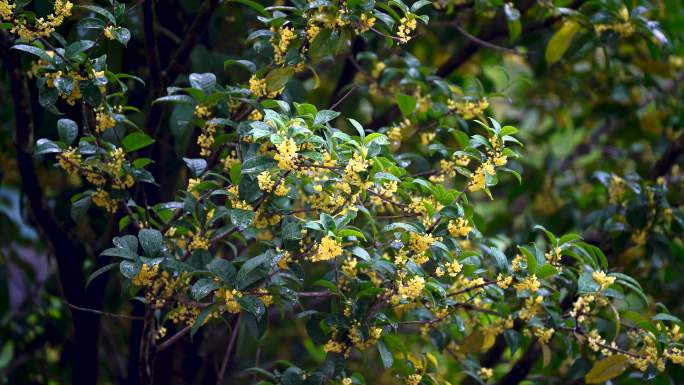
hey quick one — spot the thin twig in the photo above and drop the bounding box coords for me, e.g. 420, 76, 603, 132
64, 301, 144, 320
329, 85, 357, 110
448, 22, 522, 54
217, 315, 241, 385
155, 325, 192, 352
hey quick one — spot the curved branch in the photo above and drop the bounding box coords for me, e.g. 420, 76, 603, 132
162, 0, 221, 84
651, 132, 684, 179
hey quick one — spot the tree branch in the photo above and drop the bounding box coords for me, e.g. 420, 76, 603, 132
217, 315, 241, 385
651, 131, 684, 179
162, 0, 221, 84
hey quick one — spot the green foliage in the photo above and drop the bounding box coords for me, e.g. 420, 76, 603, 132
1, 0, 684, 384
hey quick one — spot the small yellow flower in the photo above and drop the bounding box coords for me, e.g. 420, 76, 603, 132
478, 367, 493, 380
448, 218, 471, 237
311, 236, 343, 262
592, 270, 616, 290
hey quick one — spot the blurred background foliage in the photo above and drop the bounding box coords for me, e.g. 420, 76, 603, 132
1, 0, 683, 384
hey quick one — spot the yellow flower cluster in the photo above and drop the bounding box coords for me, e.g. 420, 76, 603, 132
194, 105, 211, 119
257, 171, 275, 192
436, 260, 462, 277
387, 125, 402, 141
355, 13, 376, 33
349, 321, 382, 348
467, 163, 489, 192
396, 16, 417, 44
274, 138, 299, 170
188, 232, 210, 251
518, 295, 543, 321
306, 22, 320, 41
103, 25, 115, 40
132, 263, 159, 287
608, 174, 626, 204
419, 132, 435, 145
0, 1, 13, 21
95, 107, 116, 134
488, 136, 508, 167
343, 152, 368, 185
57, 147, 81, 175
149, 270, 186, 309
594, 11, 634, 38
271, 26, 296, 65
188, 178, 201, 198
514, 275, 540, 293
454, 153, 471, 166
409, 232, 436, 262
448, 98, 489, 120
168, 304, 202, 326
478, 367, 493, 380
406, 374, 422, 385
323, 339, 347, 353
92, 188, 118, 213
216, 288, 242, 313
592, 270, 616, 290
392, 276, 425, 304
311, 236, 343, 262
341, 258, 358, 276
448, 218, 471, 237
496, 273, 513, 289
9, 0, 73, 41
197, 124, 217, 157
525, 326, 555, 344
369, 180, 398, 206
45, 70, 86, 105
544, 246, 562, 265
372, 62, 386, 78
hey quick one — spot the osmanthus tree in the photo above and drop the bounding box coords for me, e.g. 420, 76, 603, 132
1, 0, 684, 385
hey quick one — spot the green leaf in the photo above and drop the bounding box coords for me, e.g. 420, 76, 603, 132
71, 194, 91, 221
189, 73, 217, 93
652, 313, 683, 325
183, 157, 207, 176
584, 354, 628, 383
191, 278, 220, 300
377, 340, 393, 369
238, 295, 266, 320
208, 259, 237, 283
11, 44, 51, 61
120, 260, 141, 279
395, 92, 417, 117
78, 4, 116, 23
265, 67, 293, 93
383, 223, 419, 233
226, 0, 269, 17
58, 118, 79, 145
482, 245, 508, 272
86, 262, 119, 288
314, 110, 340, 125
534, 225, 557, 245
122, 132, 155, 152
35, 138, 62, 155
224, 59, 257, 73
138, 228, 163, 258
236, 253, 272, 289
65, 40, 95, 60
153, 95, 196, 104
191, 304, 219, 336
111, 27, 131, 46
504, 3, 521, 42
241, 155, 276, 174
230, 209, 255, 230
310, 29, 338, 59
0, 341, 14, 369
545, 20, 582, 65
